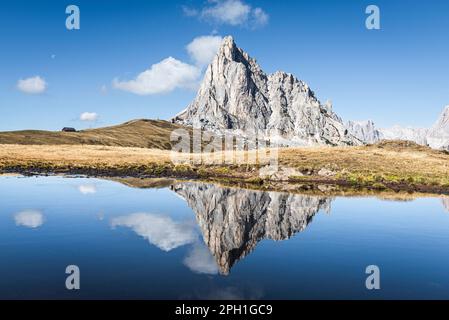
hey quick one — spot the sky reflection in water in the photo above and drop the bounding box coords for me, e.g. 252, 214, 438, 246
0, 176, 448, 299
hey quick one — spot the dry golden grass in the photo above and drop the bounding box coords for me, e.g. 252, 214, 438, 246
0, 144, 171, 166
279, 142, 449, 185
0, 140, 448, 192
0, 119, 185, 150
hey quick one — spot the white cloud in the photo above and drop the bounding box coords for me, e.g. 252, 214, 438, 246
182, 6, 199, 17
78, 184, 97, 194
113, 57, 201, 95
17, 76, 47, 94
187, 35, 223, 67
14, 210, 44, 229
187, 0, 269, 28
252, 7, 269, 27
183, 243, 219, 275
80, 112, 98, 122
110, 213, 197, 251
202, 0, 251, 26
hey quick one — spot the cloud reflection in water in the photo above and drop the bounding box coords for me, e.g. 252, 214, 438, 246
14, 210, 44, 229
110, 213, 197, 252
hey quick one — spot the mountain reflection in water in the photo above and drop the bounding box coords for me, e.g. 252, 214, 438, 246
171, 182, 332, 275
2, 176, 449, 299
112, 179, 449, 276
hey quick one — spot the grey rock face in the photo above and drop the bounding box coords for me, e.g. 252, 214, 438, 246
174, 36, 361, 147
427, 105, 449, 150
346, 122, 430, 146
378, 126, 429, 146
348, 106, 449, 150
345, 120, 381, 144
345, 120, 429, 145
172, 182, 332, 275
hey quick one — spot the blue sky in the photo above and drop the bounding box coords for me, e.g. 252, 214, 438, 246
0, 0, 448, 131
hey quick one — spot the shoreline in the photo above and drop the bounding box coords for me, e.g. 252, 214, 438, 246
2, 166, 449, 197
1, 142, 449, 196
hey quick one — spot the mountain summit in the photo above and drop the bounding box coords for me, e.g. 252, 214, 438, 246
174, 36, 360, 146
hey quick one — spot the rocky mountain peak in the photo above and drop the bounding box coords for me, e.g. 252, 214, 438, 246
437, 105, 449, 126
221, 35, 235, 47
174, 36, 361, 147
219, 35, 237, 57
345, 120, 381, 144
427, 105, 449, 149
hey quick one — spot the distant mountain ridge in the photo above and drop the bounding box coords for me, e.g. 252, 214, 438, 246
346, 105, 449, 150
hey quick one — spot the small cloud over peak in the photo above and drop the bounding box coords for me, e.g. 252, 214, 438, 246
184, 0, 269, 29
252, 7, 269, 28
202, 0, 251, 26
80, 112, 98, 122
187, 35, 223, 67
17, 76, 47, 94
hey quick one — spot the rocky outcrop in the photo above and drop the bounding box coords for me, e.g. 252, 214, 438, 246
345, 120, 381, 144
427, 105, 449, 150
174, 36, 361, 147
172, 182, 332, 275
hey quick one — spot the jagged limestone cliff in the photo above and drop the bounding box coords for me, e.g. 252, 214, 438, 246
174, 36, 360, 147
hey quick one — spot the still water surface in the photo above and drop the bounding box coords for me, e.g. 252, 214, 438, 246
1, 176, 449, 299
